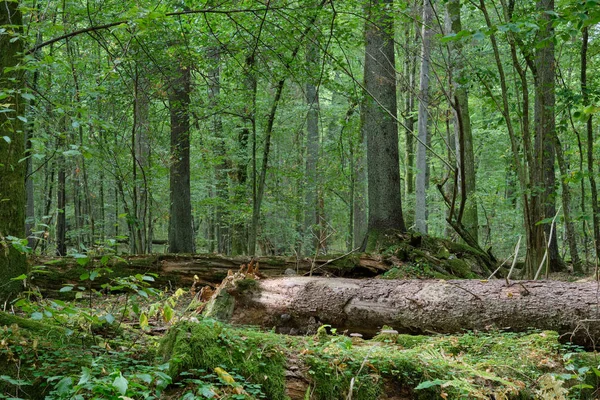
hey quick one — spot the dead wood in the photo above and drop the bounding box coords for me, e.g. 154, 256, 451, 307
208, 276, 600, 348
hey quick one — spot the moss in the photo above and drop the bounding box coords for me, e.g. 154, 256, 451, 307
330, 254, 361, 269
0, 311, 72, 342
160, 320, 287, 399
235, 278, 259, 292
445, 258, 475, 278
0, 313, 93, 399
203, 290, 236, 321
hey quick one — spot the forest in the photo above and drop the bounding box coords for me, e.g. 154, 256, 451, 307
2, 0, 600, 398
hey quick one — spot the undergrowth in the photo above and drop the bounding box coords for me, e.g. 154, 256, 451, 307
1, 249, 600, 399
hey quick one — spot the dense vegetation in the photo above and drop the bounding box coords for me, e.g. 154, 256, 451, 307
2, 0, 600, 398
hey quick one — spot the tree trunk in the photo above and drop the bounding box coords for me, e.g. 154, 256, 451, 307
208, 46, 229, 254
56, 129, 67, 256
363, 0, 406, 250
415, 0, 434, 235
222, 277, 600, 347
533, 0, 563, 272
168, 65, 194, 253
446, 0, 478, 244
248, 2, 326, 255
403, 17, 417, 197
0, 1, 27, 302
553, 135, 582, 272
304, 39, 320, 255
582, 26, 600, 265
231, 54, 255, 256
479, 0, 538, 278
352, 129, 367, 249
133, 68, 151, 254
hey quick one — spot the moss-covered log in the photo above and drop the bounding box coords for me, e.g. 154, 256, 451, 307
212, 277, 600, 348
160, 318, 599, 399
27, 253, 391, 296
30, 233, 496, 297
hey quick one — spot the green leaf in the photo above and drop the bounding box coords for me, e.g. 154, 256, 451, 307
163, 305, 173, 323
31, 312, 43, 320
90, 270, 99, 281
136, 373, 152, 384
112, 373, 128, 395
415, 379, 447, 390
76, 256, 89, 266
139, 313, 149, 330
59, 285, 74, 292
55, 376, 73, 395
10, 274, 27, 281
571, 383, 594, 390
104, 313, 115, 324
78, 367, 91, 385
2, 136, 10, 144
17, 115, 27, 123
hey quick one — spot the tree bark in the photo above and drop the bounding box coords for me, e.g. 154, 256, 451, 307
553, 135, 582, 272
415, 0, 434, 235
168, 65, 194, 253
304, 38, 320, 255
133, 68, 151, 254
363, 0, 406, 250
533, 0, 563, 272
582, 26, 600, 265
0, 1, 27, 302
446, 0, 478, 244
224, 277, 600, 347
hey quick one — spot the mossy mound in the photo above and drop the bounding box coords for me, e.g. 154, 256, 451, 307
160, 319, 288, 399
160, 318, 599, 399
369, 230, 496, 279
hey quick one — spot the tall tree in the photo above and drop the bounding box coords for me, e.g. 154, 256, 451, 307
363, 0, 406, 251
304, 36, 320, 255
168, 65, 194, 253
415, 0, 434, 235
0, 0, 27, 301
133, 68, 152, 254
533, 0, 563, 272
581, 25, 600, 265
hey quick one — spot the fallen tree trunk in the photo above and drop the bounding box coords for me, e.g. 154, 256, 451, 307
28, 253, 388, 296
215, 277, 600, 347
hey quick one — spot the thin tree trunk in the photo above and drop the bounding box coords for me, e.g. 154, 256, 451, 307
56, 126, 67, 256
249, 2, 326, 255
581, 26, 600, 264
446, 0, 478, 244
553, 135, 582, 272
134, 69, 151, 254
304, 38, 320, 255
208, 47, 228, 254
403, 17, 417, 197
231, 55, 255, 256
479, 0, 538, 278
415, 0, 434, 235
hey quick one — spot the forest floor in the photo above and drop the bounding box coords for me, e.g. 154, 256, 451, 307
2, 248, 600, 399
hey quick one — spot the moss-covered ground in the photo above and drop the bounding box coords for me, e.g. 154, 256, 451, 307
159, 318, 600, 399
2, 285, 600, 399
